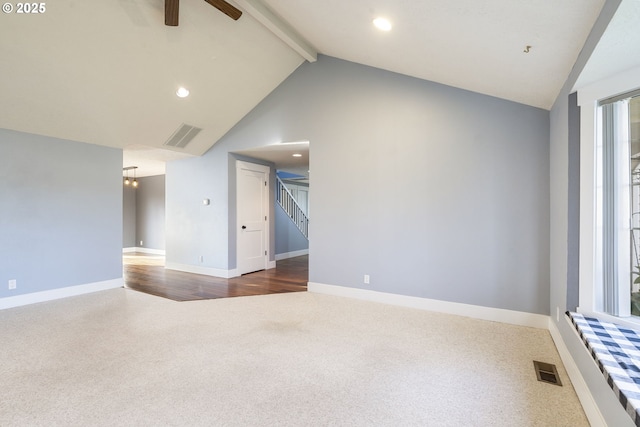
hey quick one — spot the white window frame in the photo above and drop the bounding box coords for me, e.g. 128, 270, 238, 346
577, 65, 640, 329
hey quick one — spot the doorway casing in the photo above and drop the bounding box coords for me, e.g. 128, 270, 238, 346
236, 160, 272, 275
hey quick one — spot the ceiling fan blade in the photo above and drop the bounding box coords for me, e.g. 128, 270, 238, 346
203, 0, 242, 21
165, 0, 179, 26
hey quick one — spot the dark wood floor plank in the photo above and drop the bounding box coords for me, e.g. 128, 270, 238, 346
123, 254, 308, 301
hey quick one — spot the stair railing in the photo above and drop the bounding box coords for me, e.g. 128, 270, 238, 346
276, 176, 309, 240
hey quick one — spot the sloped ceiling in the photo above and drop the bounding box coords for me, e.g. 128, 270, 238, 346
574, 0, 640, 89
263, 0, 605, 110
0, 0, 610, 176
0, 0, 305, 161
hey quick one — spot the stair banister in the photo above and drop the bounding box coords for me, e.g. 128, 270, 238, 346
276, 176, 309, 240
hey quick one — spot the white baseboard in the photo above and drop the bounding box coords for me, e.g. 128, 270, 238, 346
123, 247, 166, 255
307, 282, 550, 329
0, 278, 123, 310
166, 261, 277, 277
548, 317, 606, 427
165, 262, 238, 279
275, 249, 309, 261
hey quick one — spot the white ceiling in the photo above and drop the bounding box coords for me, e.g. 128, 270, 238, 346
574, 0, 640, 90
123, 144, 194, 177
235, 141, 309, 178
264, 0, 605, 109
0, 0, 305, 176
0, 0, 617, 177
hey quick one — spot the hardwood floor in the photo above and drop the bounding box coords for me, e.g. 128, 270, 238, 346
123, 253, 308, 301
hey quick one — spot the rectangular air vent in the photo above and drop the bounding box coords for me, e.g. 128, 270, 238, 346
533, 361, 562, 386
164, 123, 202, 148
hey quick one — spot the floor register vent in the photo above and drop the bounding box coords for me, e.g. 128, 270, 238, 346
533, 361, 562, 386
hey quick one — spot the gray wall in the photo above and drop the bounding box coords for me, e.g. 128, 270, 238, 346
0, 129, 122, 298
136, 175, 165, 251
549, 1, 632, 425
307, 58, 549, 314
123, 184, 136, 248
167, 55, 550, 315
123, 175, 166, 251
275, 203, 309, 256
166, 153, 229, 268
166, 139, 278, 269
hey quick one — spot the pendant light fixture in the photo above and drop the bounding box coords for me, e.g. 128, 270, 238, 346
123, 166, 138, 187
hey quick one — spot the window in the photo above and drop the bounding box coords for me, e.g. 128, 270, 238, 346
630, 97, 640, 314
596, 93, 640, 317
577, 67, 640, 327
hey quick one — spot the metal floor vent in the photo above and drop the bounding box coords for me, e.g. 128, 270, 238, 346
164, 123, 202, 148
533, 361, 562, 386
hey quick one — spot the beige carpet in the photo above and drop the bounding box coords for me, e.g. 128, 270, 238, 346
0, 289, 588, 426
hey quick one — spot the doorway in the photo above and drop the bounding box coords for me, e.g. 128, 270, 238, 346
236, 160, 270, 275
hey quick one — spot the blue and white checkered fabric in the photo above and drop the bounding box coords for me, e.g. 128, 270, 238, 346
568, 312, 640, 426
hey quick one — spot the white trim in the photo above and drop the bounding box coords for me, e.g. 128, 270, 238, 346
165, 261, 276, 277
0, 278, 123, 310
577, 65, 640, 314
549, 318, 606, 427
233, 0, 317, 62
236, 160, 271, 276
275, 249, 309, 261
165, 262, 239, 279
575, 65, 640, 103
307, 282, 549, 329
123, 247, 166, 255
578, 93, 598, 312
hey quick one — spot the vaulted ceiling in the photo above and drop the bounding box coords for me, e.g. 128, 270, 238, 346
0, 0, 619, 176
0, 0, 305, 170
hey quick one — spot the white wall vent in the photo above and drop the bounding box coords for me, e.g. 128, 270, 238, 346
164, 123, 202, 148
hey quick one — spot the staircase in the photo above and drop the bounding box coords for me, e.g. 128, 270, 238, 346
276, 176, 309, 240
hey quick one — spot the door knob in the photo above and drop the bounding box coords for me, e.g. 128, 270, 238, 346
241, 225, 247, 229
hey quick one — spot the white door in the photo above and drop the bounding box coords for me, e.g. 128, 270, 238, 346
236, 161, 269, 275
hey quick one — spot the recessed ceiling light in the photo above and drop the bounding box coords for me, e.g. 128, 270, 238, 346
373, 17, 392, 32
292, 153, 302, 157
176, 87, 190, 98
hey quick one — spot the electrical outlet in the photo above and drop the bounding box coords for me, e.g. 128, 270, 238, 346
199, 255, 204, 263
364, 274, 370, 284
8, 279, 16, 290
556, 307, 560, 322
140, 240, 143, 246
